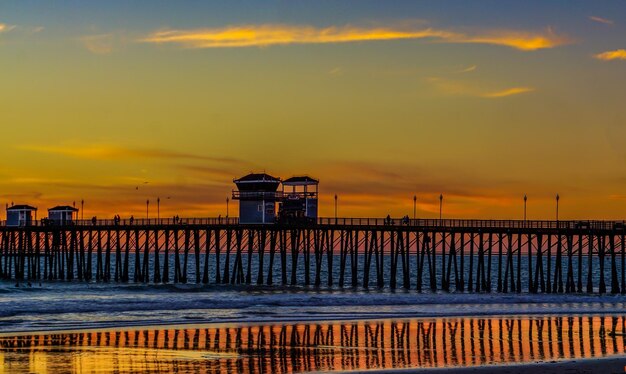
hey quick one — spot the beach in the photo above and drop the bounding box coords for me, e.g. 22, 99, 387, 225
1, 283, 626, 373
1, 315, 625, 373
412, 357, 626, 373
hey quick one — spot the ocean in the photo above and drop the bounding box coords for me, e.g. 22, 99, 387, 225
1, 254, 626, 373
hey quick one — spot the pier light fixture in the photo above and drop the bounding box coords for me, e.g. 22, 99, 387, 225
439, 194, 443, 221
413, 195, 417, 220
157, 197, 160, 222
523, 194, 527, 222
556, 193, 560, 222
146, 199, 150, 220
226, 197, 229, 218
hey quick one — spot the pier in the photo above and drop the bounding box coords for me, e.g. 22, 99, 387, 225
1, 218, 625, 294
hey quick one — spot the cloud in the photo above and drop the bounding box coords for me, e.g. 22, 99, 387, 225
17, 144, 245, 164
0, 23, 16, 33
0, 177, 235, 217
316, 160, 526, 217
453, 28, 570, 51
455, 65, 477, 73
594, 49, 626, 61
140, 23, 569, 51
427, 77, 534, 98
80, 33, 116, 54
481, 87, 534, 98
589, 16, 613, 25
328, 67, 343, 76
181, 164, 251, 181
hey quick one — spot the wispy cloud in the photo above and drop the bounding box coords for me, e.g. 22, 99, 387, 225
140, 23, 570, 51
17, 144, 244, 164
30, 26, 45, 34
481, 87, 534, 98
455, 65, 477, 73
80, 33, 116, 54
589, 16, 614, 25
453, 28, 570, 51
317, 160, 526, 217
0, 23, 16, 33
594, 49, 626, 61
328, 67, 343, 76
427, 77, 534, 98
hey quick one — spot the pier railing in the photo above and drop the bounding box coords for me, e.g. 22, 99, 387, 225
1, 217, 626, 230
318, 218, 626, 230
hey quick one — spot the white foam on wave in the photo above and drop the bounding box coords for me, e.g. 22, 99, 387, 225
1, 282, 626, 333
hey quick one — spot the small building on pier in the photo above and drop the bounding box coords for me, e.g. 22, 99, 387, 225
6, 204, 37, 227
279, 176, 319, 223
232, 173, 281, 224
48, 205, 79, 225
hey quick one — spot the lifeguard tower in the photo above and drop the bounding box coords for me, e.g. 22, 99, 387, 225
232, 173, 281, 224
279, 176, 319, 223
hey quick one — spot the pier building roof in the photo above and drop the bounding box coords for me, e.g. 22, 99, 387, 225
233, 173, 281, 192
7, 205, 37, 211
48, 206, 79, 212
283, 176, 319, 186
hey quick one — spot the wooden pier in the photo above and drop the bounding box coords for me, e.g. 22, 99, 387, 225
1, 217, 625, 294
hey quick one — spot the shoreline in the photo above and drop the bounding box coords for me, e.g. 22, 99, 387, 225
367, 355, 626, 373
1, 310, 626, 336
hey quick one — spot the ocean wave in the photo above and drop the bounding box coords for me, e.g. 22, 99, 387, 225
1, 281, 626, 334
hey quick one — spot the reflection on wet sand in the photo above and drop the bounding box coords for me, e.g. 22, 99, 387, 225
0, 315, 625, 373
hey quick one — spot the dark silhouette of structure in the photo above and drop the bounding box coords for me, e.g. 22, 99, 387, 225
5, 205, 37, 227
277, 176, 319, 224
232, 173, 281, 224
0, 218, 625, 295
47, 206, 79, 225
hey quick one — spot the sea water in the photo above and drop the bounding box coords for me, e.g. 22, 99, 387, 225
1, 253, 626, 333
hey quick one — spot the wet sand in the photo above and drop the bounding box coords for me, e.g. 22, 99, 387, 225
392, 356, 626, 373
1, 314, 625, 373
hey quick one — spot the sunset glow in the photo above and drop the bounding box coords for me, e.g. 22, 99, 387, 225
1, 1, 626, 220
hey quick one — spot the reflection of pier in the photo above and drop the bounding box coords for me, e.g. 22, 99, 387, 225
1, 219, 626, 294
0, 316, 624, 373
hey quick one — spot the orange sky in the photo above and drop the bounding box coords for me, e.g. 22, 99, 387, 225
1, 1, 626, 220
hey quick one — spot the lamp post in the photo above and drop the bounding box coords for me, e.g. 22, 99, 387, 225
556, 193, 560, 222
524, 194, 528, 222
226, 197, 229, 218
146, 199, 149, 221
439, 194, 443, 221
413, 195, 417, 220
157, 197, 160, 223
